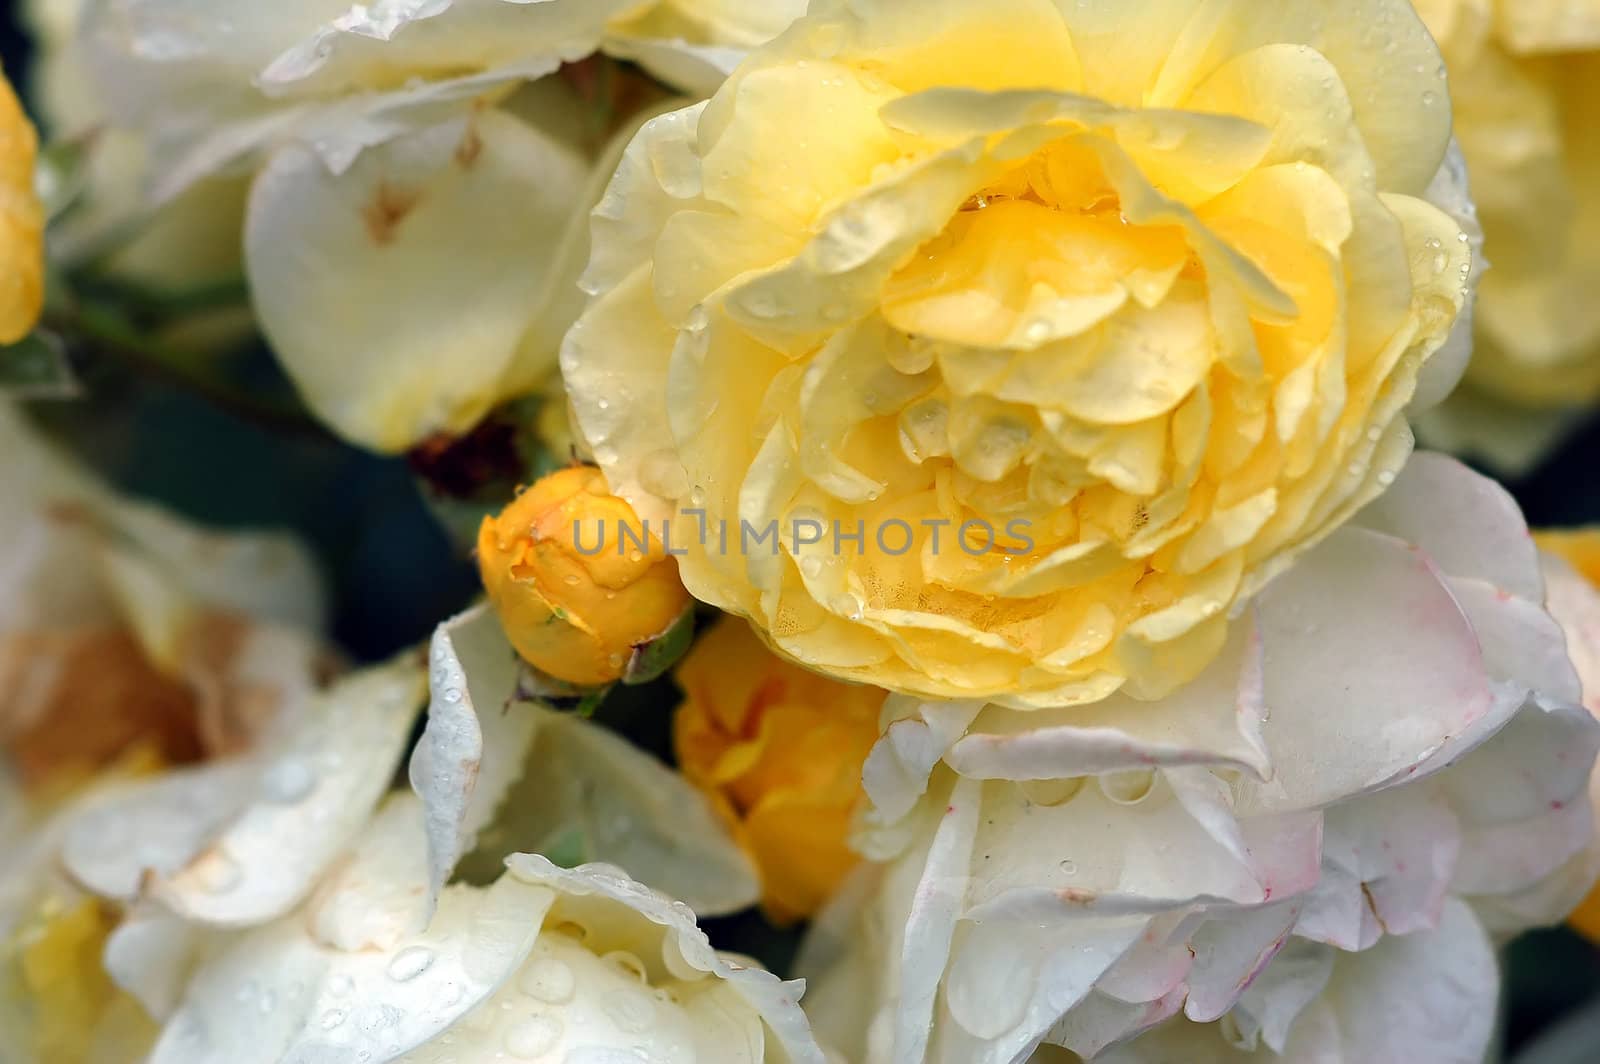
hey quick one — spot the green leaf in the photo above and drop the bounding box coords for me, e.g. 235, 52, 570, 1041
541, 827, 588, 869
0, 331, 79, 398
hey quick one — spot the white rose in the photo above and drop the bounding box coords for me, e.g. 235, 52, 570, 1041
136, 794, 825, 1064
73, 0, 804, 451
0, 401, 326, 1061
797, 454, 1598, 1063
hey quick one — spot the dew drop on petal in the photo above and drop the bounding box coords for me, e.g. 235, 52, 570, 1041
518, 956, 576, 1005
261, 755, 317, 804
386, 946, 435, 983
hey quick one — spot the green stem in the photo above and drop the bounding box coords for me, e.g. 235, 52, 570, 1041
48, 301, 327, 437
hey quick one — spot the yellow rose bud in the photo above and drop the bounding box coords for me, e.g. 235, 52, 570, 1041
0, 66, 44, 344
673, 618, 882, 923
565, 0, 1472, 708
478, 466, 692, 686
1416, 0, 1600, 406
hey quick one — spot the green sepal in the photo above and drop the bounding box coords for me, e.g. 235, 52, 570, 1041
622, 605, 695, 686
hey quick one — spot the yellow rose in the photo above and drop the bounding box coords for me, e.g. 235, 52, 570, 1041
478, 466, 692, 686
1417, 0, 1600, 405
674, 617, 881, 922
0, 66, 43, 344
564, 0, 1472, 708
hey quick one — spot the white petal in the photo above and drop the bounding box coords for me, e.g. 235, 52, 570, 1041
151, 657, 425, 925
1355, 451, 1543, 601
1182, 902, 1301, 1024
150, 857, 554, 1064
409, 603, 538, 916
944, 625, 1270, 783
504, 854, 826, 1064
857, 696, 984, 838
1411, 141, 1482, 410
60, 761, 261, 901
104, 903, 205, 1020
307, 792, 434, 952
246, 107, 590, 451
61, 656, 425, 926
1305, 899, 1497, 1063
1238, 525, 1494, 812
259, 0, 631, 97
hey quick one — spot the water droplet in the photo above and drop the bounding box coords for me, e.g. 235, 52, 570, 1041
799, 555, 824, 579
319, 1008, 348, 1031
1019, 777, 1084, 807
1421, 90, 1438, 107
519, 956, 576, 1004
387, 946, 435, 983
505, 1016, 562, 1059
1058, 859, 1077, 875
1377, 470, 1396, 487
442, 686, 464, 705
261, 756, 316, 804
1367, 426, 1383, 442
603, 951, 649, 983
562, 573, 581, 586
1099, 768, 1156, 805
1023, 318, 1052, 344
743, 291, 779, 319
829, 592, 864, 621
